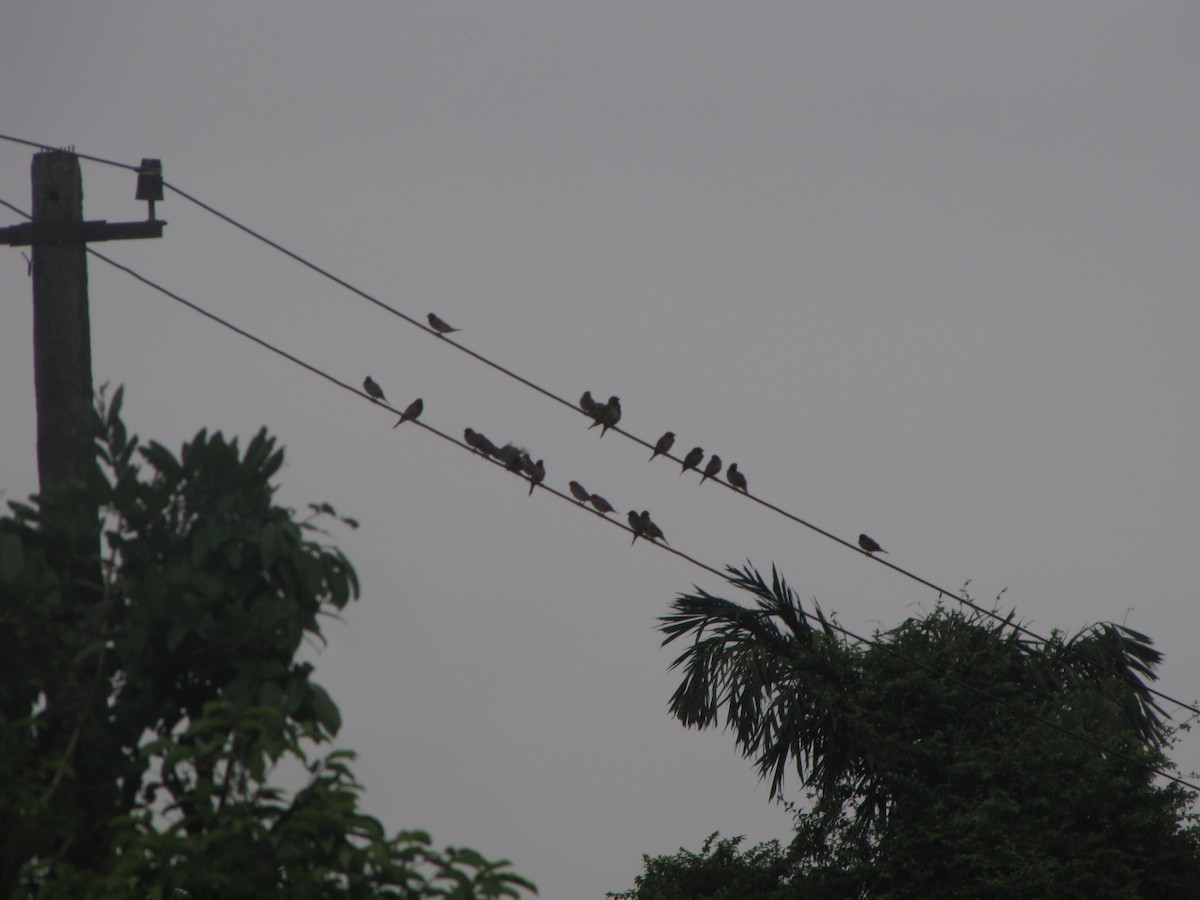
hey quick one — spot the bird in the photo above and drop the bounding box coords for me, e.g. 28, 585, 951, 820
427, 313, 461, 335
726, 462, 748, 493
858, 533, 887, 555
639, 510, 667, 544
363, 376, 386, 402
580, 391, 601, 417
599, 397, 622, 436
680, 447, 704, 475
464, 429, 498, 457
392, 398, 423, 427
568, 481, 591, 504
700, 454, 722, 484
589, 494, 615, 515
627, 511, 646, 544
589, 396, 621, 435
527, 459, 545, 495
649, 431, 675, 462
494, 445, 524, 471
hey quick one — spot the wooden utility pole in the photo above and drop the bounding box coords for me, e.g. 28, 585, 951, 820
0, 150, 164, 495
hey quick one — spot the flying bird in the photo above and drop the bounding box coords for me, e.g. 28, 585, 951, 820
680, 447, 704, 475
392, 398, 423, 427
700, 454, 722, 484
858, 533, 887, 555
589, 494, 615, 515
427, 313, 461, 335
649, 431, 676, 462
627, 510, 646, 544
726, 462, 748, 493
639, 510, 667, 544
527, 459, 545, 495
363, 376, 386, 402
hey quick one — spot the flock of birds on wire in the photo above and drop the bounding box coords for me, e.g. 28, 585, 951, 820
362, 313, 889, 557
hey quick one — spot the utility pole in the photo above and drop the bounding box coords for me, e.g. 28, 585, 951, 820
0, 152, 165, 867
0, 150, 164, 495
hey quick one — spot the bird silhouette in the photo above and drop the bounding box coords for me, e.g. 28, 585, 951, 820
392, 398, 424, 427
464, 429, 498, 457
589, 494, 615, 515
495, 444, 525, 471
627, 511, 646, 544
580, 391, 601, 418
600, 397, 622, 436
427, 313, 461, 335
363, 376, 386, 402
589, 396, 622, 435
639, 510, 667, 544
527, 459, 545, 495
726, 462, 748, 493
680, 447, 704, 475
700, 454, 722, 484
649, 431, 676, 462
568, 481, 591, 504
858, 533, 887, 555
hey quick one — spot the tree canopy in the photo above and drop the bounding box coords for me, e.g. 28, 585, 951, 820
613, 565, 1200, 899
0, 388, 533, 898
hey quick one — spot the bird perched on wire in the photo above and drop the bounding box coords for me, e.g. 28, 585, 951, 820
464, 428, 496, 456
639, 510, 667, 544
589, 494, 615, 515
580, 391, 601, 418
588, 396, 621, 436
568, 481, 591, 505
495, 444, 525, 471
858, 533, 887, 555
649, 431, 675, 462
680, 447, 704, 476
363, 376, 387, 403
700, 454, 722, 484
726, 462, 748, 493
627, 511, 646, 544
427, 313, 461, 335
527, 459, 545, 495
392, 398, 424, 427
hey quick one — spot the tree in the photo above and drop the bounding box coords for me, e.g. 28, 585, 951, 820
0, 388, 534, 899
613, 564, 1200, 899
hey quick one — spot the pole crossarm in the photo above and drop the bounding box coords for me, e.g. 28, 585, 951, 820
0, 218, 164, 246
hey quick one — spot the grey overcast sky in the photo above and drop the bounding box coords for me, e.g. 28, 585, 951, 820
3, 3, 1199, 896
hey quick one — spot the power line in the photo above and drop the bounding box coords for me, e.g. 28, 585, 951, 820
1, 145, 1197, 719
48, 247, 1200, 795
0, 132, 140, 172
150, 178, 1200, 722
